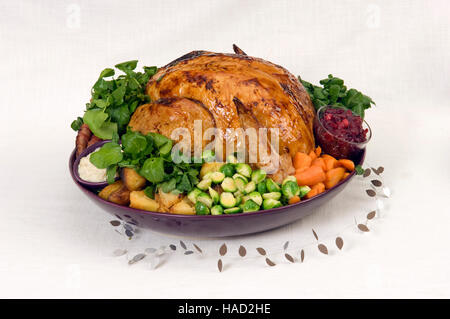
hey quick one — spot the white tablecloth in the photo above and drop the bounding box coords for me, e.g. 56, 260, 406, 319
0, 0, 449, 298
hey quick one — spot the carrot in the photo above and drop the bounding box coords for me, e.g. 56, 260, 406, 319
308, 150, 317, 161
311, 157, 326, 171
325, 167, 346, 189
322, 154, 338, 171
343, 172, 350, 179
305, 182, 325, 199
295, 165, 326, 186
338, 159, 355, 172
288, 195, 301, 204
293, 152, 311, 170
315, 146, 322, 157
295, 167, 308, 175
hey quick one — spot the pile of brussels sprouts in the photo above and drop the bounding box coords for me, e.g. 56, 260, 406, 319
188, 154, 311, 215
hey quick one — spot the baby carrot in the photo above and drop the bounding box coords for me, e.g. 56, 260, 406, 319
293, 152, 311, 170
343, 172, 350, 179
325, 167, 346, 189
309, 150, 317, 161
322, 154, 338, 171
338, 159, 355, 171
288, 195, 301, 204
311, 157, 326, 171
305, 182, 325, 199
295, 165, 326, 186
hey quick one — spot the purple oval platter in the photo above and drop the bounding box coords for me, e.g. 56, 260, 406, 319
69, 144, 365, 238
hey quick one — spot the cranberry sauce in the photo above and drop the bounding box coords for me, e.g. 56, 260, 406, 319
314, 106, 370, 160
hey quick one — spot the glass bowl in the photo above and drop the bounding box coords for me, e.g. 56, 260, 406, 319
314, 105, 372, 161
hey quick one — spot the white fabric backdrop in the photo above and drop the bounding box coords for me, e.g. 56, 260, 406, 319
0, 0, 449, 298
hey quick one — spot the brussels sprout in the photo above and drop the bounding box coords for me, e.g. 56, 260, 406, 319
247, 191, 263, 206
256, 182, 267, 194
233, 173, 248, 183
251, 169, 267, 184
195, 201, 210, 215
211, 205, 224, 215
242, 199, 260, 213
202, 149, 216, 162
266, 178, 281, 192
220, 192, 236, 208
208, 187, 219, 204
187, 188, 202, 204
298, 185, 311, 198
282, 176, 297, 186
221, 177, 237, 192
211, 171, 225, 183
197, 192, 213, 208
282, 181, 300, 199
262, 192, 282, 200
224, 207, 241, 214
197, 178, 212, 190
234, 177, 246, 192
235, 194, 243, 206
219, 163, 236, 177
202, 172, 213, 180
236, 163, 252, 178
262, 198, 282, 210
227, 154, 238, 164
244, 181, 256, 194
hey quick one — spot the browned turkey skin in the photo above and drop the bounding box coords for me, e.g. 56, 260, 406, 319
129, 46, 316, 182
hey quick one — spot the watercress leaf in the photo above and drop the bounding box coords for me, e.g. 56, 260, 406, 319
99, 68, 115, 79
176, 174, 192, 193
140, 157, 165, 183
115, 60, 138, 73
92, 98, 109, 109
111, 85, 126, 105
129, 100, 139, 113
328, 84, 340, 104
122, 130, 147, 155
158, 140, 173, 156
143, 66, 158, 77
83, 108, 118, 139
148, 132, 172, 148
111, 131, 120, 144
159, 178, 177, 193
107, 105, 130, 132
106, 165, 117, 184
90, 142, 123, 169
144, 185, 155, 199
71, 117, 83, 131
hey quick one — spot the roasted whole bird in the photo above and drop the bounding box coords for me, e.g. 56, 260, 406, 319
129, 45, 316, 183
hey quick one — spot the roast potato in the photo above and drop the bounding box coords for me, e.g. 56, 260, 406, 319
121, 168, 147, 191
170, 198, 195, 215
129, 190, 160, 211
156, 190, 182, 212
107, 185, 131, 205
99, 181, 124, 200
200, 162, 224, 178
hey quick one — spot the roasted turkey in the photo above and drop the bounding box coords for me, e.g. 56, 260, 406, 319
129, 45, 316, 183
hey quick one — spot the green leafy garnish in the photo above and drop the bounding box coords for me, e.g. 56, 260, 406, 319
89, 142, 123, 169
72, 60, 157, 137
355, 165, 364, 175
299, 74, 375, 118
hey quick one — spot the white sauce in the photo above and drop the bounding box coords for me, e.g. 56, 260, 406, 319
78, 148, 109, 182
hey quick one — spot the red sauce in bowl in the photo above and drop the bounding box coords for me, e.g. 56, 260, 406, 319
314, 106, 371, 160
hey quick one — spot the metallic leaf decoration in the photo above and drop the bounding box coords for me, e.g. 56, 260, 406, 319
318, 244, 328, 255
265, 258, 276, 266
283, 241, 290, 250
193, 244, 203, 254
358, 224, 370, 232
128, 253, 146, 265
300, 249, 305, 263
125, 229, 133, 238
371, 180, 382, 187
367, 211, 376, 220
312, 229, 319, 241
180, 240, 187, 250
256, 247, 267, 256
113, 249, 127, 257
110, 220, 121, 227
218, 259, 223, 272
336, 237, 344, 250
377, 166, 384, 174
115, 214, 123, 220
363, 168, 371, 177
184, 250, 194, 255
285, 253, 295, 263
219, 243, 227, 256
123, 223, 134, 231
169, 244, 176, 251
238, 245, 247, 257
147, 255, 160, 270
366, 189, 376, 197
